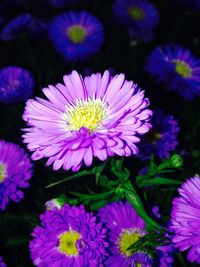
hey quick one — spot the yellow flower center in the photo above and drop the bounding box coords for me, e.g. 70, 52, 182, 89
0, 163, 6, 183
174, 60, 192, 78
118, 229, 141, 257
67, 25, 87, 44
128, 7, 145, 20
63, 98, 108, 131
58, 230, 81, 256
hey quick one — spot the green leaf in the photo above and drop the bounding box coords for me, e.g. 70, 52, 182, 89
124, 181, 162, 230
111, 158, 130, 181
137, 177, 181, 188
46, 170, 91, 188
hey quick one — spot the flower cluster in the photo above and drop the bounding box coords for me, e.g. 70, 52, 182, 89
30, 201, 174, 266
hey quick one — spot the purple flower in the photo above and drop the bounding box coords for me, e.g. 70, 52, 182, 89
138, 110, 179, 160
113, 0, 159, 42
29, 203, 108, 266
0, 256, 6, 267
0, 140, 33, 210
170, 177, 200, 263
145, 44, 200, 100
98, 201, 173, 266
22, 70, 152, 172
0, 66, 34, 103
1, 13, 47, 41
49, 11, 104, 61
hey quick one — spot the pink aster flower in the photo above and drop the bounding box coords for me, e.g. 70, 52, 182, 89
22, 70, 152, 172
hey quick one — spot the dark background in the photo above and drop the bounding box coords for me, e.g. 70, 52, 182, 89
0, 0, 200, 266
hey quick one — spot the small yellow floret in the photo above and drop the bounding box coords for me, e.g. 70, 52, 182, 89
118, 229, 141, 257
59, 230, 80, 256
0, 163, 6, 183
174, 60, 192, 78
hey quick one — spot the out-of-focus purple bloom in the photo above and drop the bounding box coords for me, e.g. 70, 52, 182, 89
170, 177, 200, 264
29, 204, 108, 266
49, 11, 104, 61
138, 110, 179, 160
98, 201, 173, 266
1, 13, 48, 41
0, 256, 6, 267
0, 66, 34, 103
22, 70, 152, 172
152, 205, 161, 219
113, 0, 159, 41
0, 140, 33, 210
145, 44, 200, 100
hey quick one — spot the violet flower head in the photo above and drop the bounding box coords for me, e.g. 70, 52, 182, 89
1, 13, 47, 41
0, 140, 33, 210
49, 11, 104, 61
170, 177, 200, 264
0, 66, 34, 103
98, 201, 173, 267
22, 70, 152, 172
0, 256, 6, 267
113, 0, 159, 41
138, 110, 179, 160
29, 203, 108, 266
145, 44, 200, 100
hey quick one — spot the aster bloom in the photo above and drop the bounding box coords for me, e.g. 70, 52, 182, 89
145, 44, 200, 100
22, 70, 152, 172
138, 110, 179, 160
0, 140, 33, 210
170, 177, 200, 263
1, 13, 48, 41
0, 256, 6, 267
113, 0, 159, 41
49, 11, 104, 61
98, 201, 173, 267
0, 66, 34, 103
30, 203, 108, 266
23, 71, 152, 171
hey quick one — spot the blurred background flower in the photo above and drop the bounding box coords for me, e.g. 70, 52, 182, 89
0, 66, 34, 103
145, 44, 200, 100
0, 140, 33, 210
49, 11, 104, 61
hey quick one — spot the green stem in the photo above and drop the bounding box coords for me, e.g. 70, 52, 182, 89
46, 170, 92, 188
124, 180, 162, 230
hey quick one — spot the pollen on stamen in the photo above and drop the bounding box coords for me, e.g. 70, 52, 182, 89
62, 97, 108, 131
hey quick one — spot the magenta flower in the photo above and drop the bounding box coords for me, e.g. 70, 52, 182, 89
0, 140, 33, 210
29, 204, 108, 266
23, 70, 152, 172
170, 177, 200, 264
